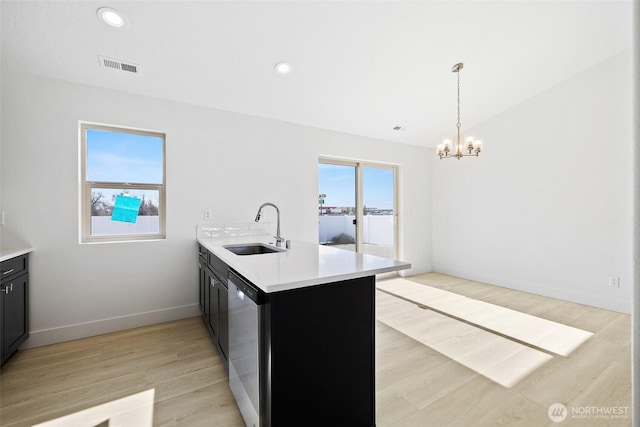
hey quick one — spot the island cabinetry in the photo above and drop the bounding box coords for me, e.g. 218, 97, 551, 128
197, 238, 410, 426
265, 275, 375, 425
206, 268, 220, 338
0, 254, 29, 366
198, 245, 207, 314
197, 246, 229, 367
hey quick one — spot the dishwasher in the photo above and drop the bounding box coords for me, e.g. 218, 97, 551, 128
228, 270, 269, 427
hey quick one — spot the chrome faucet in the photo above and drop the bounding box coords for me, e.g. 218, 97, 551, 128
255, 202, 284, 247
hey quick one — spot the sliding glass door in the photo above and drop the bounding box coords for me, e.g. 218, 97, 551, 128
362, 165, 395, 259
318, 159, 397, 259
318, 162, 357, 252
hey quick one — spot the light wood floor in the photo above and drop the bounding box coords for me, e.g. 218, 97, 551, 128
376, 273, 631, 426
0, 273, 631, 426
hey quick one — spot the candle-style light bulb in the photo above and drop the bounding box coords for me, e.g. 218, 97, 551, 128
473, 139, 483, 153
465, 136, 475, 151
443, 138, 452, 152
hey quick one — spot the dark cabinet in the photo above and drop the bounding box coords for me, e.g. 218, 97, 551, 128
198, 246, 206, 314
207, 269, 219, 338
197, 246, 228, 368
266, 276, 376, 425
1, 254, 30, 367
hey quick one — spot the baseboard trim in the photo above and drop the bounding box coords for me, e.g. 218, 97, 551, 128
431, 265, 631, 314
22, 304, 201, 349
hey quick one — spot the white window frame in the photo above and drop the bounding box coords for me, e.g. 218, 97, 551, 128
79, 122, 166, 243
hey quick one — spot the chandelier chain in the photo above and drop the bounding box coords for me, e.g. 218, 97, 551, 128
456, 69, 461, 129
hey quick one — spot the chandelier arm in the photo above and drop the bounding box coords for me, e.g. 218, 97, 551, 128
439, 153, 479, 159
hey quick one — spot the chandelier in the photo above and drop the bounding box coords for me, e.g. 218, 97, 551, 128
437, 63, 483, 159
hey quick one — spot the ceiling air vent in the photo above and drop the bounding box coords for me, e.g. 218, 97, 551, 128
98, 55, 140, 74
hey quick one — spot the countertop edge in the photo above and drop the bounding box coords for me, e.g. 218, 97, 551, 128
198, 237, 411, 293
259, 264, 411, 293
0, 248, 34, 263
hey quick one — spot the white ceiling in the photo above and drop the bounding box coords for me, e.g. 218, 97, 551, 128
1, 1, 633, 147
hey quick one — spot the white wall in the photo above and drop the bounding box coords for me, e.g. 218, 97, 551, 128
432, 50, 633, 313
632, 0, 639, 418
0, 71, 432, 347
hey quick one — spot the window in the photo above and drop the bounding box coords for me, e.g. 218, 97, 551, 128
80, 123, 166, 243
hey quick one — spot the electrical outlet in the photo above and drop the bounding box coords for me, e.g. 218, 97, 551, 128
609, 277, 620, 288
0, 211, 4, 226
204, 209, 212, 221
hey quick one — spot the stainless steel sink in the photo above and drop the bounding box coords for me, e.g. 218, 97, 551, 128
223, 243, 285, 256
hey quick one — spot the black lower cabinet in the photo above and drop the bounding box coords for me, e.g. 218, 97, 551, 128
1, 254, 30, 367
266, 276, 375, 426
198, 249, 206, 314
197, 247, 228, 368
207, 268, 219, 338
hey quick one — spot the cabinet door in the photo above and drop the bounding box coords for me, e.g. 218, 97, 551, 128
198, 260, 205, 314
218, 283, 228, 361
0, 287, 4, 364
2, 274, 28, 362
208, 272, 219, 338
203, 268, 210, 320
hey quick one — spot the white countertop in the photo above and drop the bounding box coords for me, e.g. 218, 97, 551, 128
198, 236, 411, 293
0, 228, 33, 263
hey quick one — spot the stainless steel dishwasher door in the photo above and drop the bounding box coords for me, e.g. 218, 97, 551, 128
228, 273, 261, 427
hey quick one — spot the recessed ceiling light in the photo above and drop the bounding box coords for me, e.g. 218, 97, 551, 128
97, 7, 125, 28
274, 62, 291, 74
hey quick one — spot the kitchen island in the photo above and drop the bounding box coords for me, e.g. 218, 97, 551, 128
197, 236, 410, 427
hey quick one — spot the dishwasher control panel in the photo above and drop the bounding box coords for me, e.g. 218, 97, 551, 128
229, 270, 264, 304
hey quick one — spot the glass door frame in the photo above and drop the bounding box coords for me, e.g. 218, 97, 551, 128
319, 157, 399, 260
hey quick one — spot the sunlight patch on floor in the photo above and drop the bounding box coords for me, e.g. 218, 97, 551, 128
377, 278, 593, 357
376, 291, 553, 388
33, 389, 155, 427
